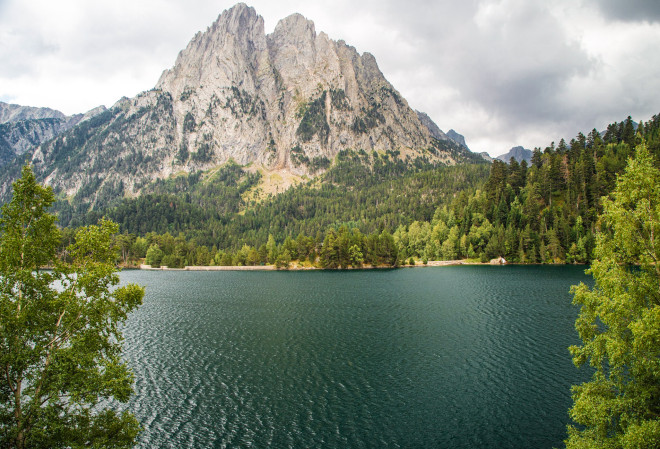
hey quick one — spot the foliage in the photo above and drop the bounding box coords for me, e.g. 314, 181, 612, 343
352, 103, 385, 134
224, 87, 265, 119
83, 162, 261, 235
296, 91, 330, 143
388, 115, 660, 264
289, 146, 331, 173
329, 89, 350, 110
0, 165, 144, 449
566, 143, 660, 448
183, 112, 195, 133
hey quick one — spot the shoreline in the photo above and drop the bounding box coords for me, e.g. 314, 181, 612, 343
127, 260, 588, 271
136, 260, 472, 271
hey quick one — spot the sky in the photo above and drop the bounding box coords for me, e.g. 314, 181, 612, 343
1, 0, 659, 156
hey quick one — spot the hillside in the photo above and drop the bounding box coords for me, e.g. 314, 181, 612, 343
86, 113, 659, 269
0, 101, 67, 123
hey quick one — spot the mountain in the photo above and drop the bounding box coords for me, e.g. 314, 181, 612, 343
0, 102, 107, 166
415, 111, 449, 141
445, 129, 495, 162
496, 146, 532, 163
0, 102, 67, 123
478, 152, 493, 162
446, 129, 468, 149
3, 3, 475, 210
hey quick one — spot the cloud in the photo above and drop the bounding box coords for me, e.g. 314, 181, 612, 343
357, 0, 660, 155
0, 0, 231, 113
350, 0, 598, 153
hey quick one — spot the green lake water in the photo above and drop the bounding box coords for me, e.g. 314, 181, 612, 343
117, 265, 592, 448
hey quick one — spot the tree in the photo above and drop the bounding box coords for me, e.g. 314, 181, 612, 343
145, 243, 164, 267
114, 232, 135, 266
377, 230, 398, 266
275, 249, 291, 269
320, 229, 339, 268
348, 244, 364, 267
266, 234, 278, 264
0, 165, 144, 449
566, 143, 660, 448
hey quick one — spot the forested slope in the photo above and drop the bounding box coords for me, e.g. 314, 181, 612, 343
393, 114, 660, 264
58, 113, 660, 269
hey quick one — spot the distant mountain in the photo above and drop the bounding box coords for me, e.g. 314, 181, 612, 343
2, 3, 476, 209
0, 102, 67, 123
0, 118, 69, 165
0, 102, 106, 166
479, 152, 493, 162
496, 146, 532, 163
447, 129, 468, 149
413, 117, 479, 159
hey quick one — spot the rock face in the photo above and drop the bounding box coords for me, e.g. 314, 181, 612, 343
155, 3, 442, 170
14, 3, 471, 206
0, 119, 69, 164
496, 146, 532, 163
416, 111, 450, 141
446, 129, 468, 149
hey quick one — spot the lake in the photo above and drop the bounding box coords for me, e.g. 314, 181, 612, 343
117, 265, 592, 448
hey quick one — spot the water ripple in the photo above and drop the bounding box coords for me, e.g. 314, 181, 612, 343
116, 266, 592, 448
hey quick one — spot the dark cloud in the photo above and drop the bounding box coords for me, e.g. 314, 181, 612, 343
590, 0, 660, 23
447, 4, 593, 123
354, 1, 599, 151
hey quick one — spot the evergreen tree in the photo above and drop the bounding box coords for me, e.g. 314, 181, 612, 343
566, 143, 660, 448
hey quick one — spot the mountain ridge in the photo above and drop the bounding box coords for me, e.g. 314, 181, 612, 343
3, 3, 476, 210
0, 101, 67, 124
0, 102, 107, 167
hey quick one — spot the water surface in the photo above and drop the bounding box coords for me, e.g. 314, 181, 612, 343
118, 265, 591, 448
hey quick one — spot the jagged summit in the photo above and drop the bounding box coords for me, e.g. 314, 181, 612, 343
157, 4, 265, 96
12, 3, 469, 207
416, 111, 449, 141
154, 2, 443, 170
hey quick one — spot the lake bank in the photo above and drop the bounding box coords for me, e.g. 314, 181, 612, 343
138, 259, 471, 271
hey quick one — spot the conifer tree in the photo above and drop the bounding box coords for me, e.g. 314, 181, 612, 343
566, 143, 660, 448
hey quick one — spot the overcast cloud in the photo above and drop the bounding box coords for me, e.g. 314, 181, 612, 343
1, 0, 659, 156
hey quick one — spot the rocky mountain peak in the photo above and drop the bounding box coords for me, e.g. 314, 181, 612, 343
447, 129, 468, 149
272, 13, 316, 45
157, 3, 266, 99
151, 3, 452, 173
416, 111, 449, 141
215, 2, 261, 35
